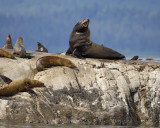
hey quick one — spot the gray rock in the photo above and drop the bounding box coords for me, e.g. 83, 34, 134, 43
0, 52, 160, 127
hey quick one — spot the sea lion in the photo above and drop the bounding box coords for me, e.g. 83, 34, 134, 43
14, 37, 26, 58
36, 56, 77, 71
66, 19, 125, 59
131, 56, 139, 60
0, 48, 15, 59
36, 42, 48, 53
0, 78, 44, 96
2, 34, 13, 49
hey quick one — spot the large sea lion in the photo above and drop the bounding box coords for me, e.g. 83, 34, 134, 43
0, 78, 44, 96
14, 37, 26, 58
0, 48, 15, 59
36, 42, 48, 53
66, 19, 125, 59
2, 34, 13, 49
36, 56, 77, 71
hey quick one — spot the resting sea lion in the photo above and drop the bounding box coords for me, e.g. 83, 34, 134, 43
0, 78, 44, 96
36, 56, 76, 71
36, 42, 48, 53
131, 56, 139, 60
2, 34, 13, 49
66, 19, 125, 59
14, 37, 26, 58
0, 48, 15, 59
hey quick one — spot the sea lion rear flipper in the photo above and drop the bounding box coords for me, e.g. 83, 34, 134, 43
0, 75, 12, 84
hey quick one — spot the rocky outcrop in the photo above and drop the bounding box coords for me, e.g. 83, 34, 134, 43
0, 51, 160, 127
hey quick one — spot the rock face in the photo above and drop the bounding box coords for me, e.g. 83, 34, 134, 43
0, 51, 160, 127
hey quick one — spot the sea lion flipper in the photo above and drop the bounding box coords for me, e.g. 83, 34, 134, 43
72, 48, 84, 58
0, 75, 12, 84
66, 48, 72, 54
25, 86, 37, 97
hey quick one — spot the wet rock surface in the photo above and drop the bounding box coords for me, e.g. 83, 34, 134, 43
0, 51, 160, 127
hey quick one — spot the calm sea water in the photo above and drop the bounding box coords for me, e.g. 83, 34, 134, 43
0, 122, 157, 128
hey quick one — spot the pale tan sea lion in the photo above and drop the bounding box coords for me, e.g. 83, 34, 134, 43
2, 34, 13, 49
36, 42, 48, 53
0, 78, 44, 96
66, 19, 125, 59
0, 48, 15, 59
14, 37, 26, 58
36, 56, 77, 71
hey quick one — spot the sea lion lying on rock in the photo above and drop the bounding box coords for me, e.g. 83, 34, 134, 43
2, 34, 13, 49
0, 48, 15, 59
0, 78, 44, 96
36, 56, 77, 71
66, 19, 125, 59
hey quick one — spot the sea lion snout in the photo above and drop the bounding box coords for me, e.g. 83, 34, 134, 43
81, 19, 90, 27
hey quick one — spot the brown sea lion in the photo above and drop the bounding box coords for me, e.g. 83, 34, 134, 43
0, 48, 15, 59
0, 78, 44, 96
36, 56, 77, 71
36, 42, 48, 53
66, 19, 125, 59
14, 37, 26, 58
2, 34, 13, 49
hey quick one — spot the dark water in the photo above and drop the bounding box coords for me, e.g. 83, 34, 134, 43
0, 122, 157, 128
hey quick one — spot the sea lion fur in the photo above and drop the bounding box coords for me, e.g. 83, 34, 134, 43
2, 34, 13, 49
66, 19, 125, 59
0, 78, 44, 96
36, 56, 76, 71
14, 37, 26, 58
36, 42, 48, 53
0, 48, 15, 59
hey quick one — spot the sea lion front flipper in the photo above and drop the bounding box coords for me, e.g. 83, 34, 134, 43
66, 48, 72, 55
72, 48, 84, 59
25, 86, 37, 97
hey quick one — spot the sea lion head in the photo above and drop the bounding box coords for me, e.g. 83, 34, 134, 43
7, 34, 11, 40
74, 19, 90, 33
24, 78, 45, 87
16, 37, 23, 44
